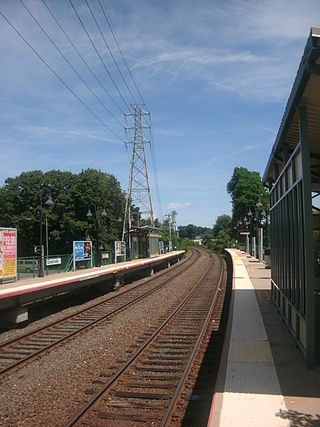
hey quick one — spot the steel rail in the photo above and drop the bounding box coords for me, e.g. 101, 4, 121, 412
0, 250, 193, 350
0, 250, 199, 377
65, 250, 216, 426
160, 253, 225, 426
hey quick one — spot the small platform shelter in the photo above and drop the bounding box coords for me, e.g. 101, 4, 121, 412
263, 27, 320, 368
130, 226, 161, 259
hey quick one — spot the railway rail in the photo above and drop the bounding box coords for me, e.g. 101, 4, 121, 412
0, 249, 200, 377
65, 250, 225, 426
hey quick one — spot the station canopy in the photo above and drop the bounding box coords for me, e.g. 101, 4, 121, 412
263, 27, 320, 187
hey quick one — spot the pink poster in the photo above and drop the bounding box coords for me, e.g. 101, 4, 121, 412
2, 229, 17, 278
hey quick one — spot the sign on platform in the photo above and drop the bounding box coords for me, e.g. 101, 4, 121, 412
0, 227, 17, 282
46, 257, 62, 266
114, 241, 126, 263
73, 241, 93, 270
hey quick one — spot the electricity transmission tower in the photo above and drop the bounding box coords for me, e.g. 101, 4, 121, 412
122, 104, 154, 242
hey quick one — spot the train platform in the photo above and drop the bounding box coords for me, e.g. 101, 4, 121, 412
0, 250, 184, 322
208, 249, 320, 427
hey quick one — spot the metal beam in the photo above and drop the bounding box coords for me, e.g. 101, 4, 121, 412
299, 105, 316, 369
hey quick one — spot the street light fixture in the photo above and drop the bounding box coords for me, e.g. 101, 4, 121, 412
39, 190, 54, 278
256, 199, 263, 209
255, 200, 263, 259
247, 210, 253, 255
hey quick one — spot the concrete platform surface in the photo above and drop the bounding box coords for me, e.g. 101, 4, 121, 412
208, 249, 320, 427
0, 251, 184, 301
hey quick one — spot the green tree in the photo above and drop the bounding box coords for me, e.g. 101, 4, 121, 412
210, 214, 233, 252
213, 214, 232, 238
214, 229, 233, 253
0, 169, 125, 256
178, 224, 212, 240
227, 167, 268, 226
201, 228, 214, 246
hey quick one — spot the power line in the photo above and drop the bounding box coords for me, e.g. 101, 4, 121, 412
94, 3, 150, 130
150, 130, 163, 221
84, 0, 137, 106
68, 0, 131, 113
0, 8, 123, 141
19, 0, 123, 132
98, 0, 146, 107
80, 1, 161, 219
40, 0, 123, 128
96, 3, 151, 140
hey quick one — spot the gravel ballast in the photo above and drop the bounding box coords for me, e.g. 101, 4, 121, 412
0, 250, 210, 426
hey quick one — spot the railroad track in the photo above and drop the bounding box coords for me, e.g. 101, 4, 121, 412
0, 249, 201, 377
65, 251, 225, 426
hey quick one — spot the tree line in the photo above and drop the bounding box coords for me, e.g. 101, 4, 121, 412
0, 165, 268, 256
208, 166, 269, 252
0, 169, 125, 256
175, 167, 268, 253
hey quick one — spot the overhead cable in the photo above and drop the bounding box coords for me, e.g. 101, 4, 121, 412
84, 0, 137, 105
40, 0, 123, 128
98, 0, 146, 107
19, 0, 123, 132
0, 8, 124, 141
68, 0, 131, 113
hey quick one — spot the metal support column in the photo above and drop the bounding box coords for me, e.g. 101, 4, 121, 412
252, 236, 256, 258
299, 105, 315, 369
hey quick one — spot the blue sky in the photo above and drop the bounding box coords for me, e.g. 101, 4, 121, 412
0, 0, 319, 227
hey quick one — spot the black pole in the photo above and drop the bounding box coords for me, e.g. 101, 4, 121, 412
256, 210, 259, 258
38, 191, 44, 277
250, 218, 253, 255
266, 213, 269, 247
125, 215, 130, 261
95, 206, 101, 267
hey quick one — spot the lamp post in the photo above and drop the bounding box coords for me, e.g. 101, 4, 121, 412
247, 209, 253, 255
87, 205, 107, 267
165, 213, 173, 252
262, 208, 269, 248
242, 216, 249, 253
39, 190, 54, 278
256, 199, 263, 259
45, 215, 49, 264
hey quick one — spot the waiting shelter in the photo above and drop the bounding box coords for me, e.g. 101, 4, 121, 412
130, 226, 161, 259
263, 27, 320, 368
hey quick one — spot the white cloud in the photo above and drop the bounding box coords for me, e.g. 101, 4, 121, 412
107, 0, 318, 101
0, 0, 318, 226
168, 202, 192, 209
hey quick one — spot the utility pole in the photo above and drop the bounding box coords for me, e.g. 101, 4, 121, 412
165, 213, 173, 252
122, 104, 154, 254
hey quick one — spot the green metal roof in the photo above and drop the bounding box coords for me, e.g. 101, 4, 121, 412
263, 27, 320, 185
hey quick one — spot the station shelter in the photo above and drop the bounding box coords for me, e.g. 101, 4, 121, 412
130, 226, 161, 259
263, 27, 320, 368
